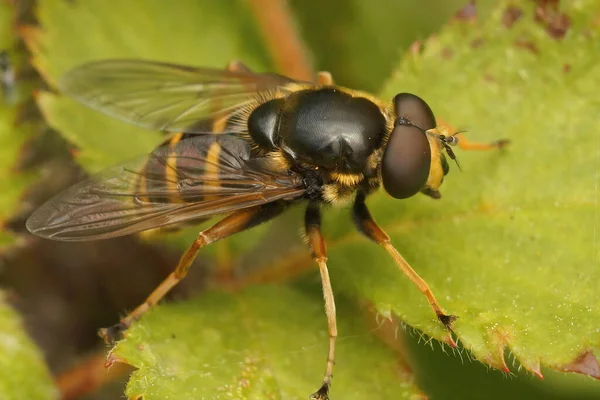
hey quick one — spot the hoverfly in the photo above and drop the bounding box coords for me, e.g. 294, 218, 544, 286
26, 59, 507, 400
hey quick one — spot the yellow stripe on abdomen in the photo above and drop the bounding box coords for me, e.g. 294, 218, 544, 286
166, 133, 185, 203
204, 141, 221, 201
136, 172, 150, 204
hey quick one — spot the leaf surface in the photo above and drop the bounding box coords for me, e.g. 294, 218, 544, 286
113, 286, 424, 400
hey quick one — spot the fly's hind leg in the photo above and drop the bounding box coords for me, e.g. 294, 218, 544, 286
203, 61, 255, 134
99, 202, 287, 343
226, 60, 253, 73
305, 203, 337, 400
352, 193, 457, 329
316, 71, 334, 86
228, 60, 335, 88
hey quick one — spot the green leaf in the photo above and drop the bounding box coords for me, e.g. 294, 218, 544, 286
27, 0, 274, 170
37, 92, 163, 171
113, 285, 423, 399
0, 2, 37, 247
0, 296, 58, 399
309, 0, 600, 376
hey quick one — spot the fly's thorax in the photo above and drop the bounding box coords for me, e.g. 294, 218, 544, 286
247, 96, 285, 153
276, 88, 387, 175
245, 86, 391, 205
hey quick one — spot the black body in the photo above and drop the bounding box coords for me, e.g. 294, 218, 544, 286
248, 88, 387, 174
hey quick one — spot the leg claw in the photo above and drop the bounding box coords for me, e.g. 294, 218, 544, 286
493, 139, 511, 149
438, 313, 458, 330
310, 382, 329, 400
98, 321, 128, 344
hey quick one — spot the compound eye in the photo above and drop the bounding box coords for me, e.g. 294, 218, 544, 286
393, 93, 436, 130
382, 124, 431, 199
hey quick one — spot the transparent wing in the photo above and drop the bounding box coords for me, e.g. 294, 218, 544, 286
59, 59, 301, 133
26, 136, 305, 241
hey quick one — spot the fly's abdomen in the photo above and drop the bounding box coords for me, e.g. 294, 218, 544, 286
134, 134, 253, 205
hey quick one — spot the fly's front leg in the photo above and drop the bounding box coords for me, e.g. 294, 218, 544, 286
352, 193, 457, 328
454, 132, 510, 151
434, 124, 509, 151
99, 202, 287, 343
305, 203, 337, 400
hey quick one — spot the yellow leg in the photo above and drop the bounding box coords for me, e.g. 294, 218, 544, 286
454, 133, 510, 151
99, 203, 286, 342
226, 60, 253, 73
353, 193, 457, 328
317, 71, 334, 86
305, 203, 337, 400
